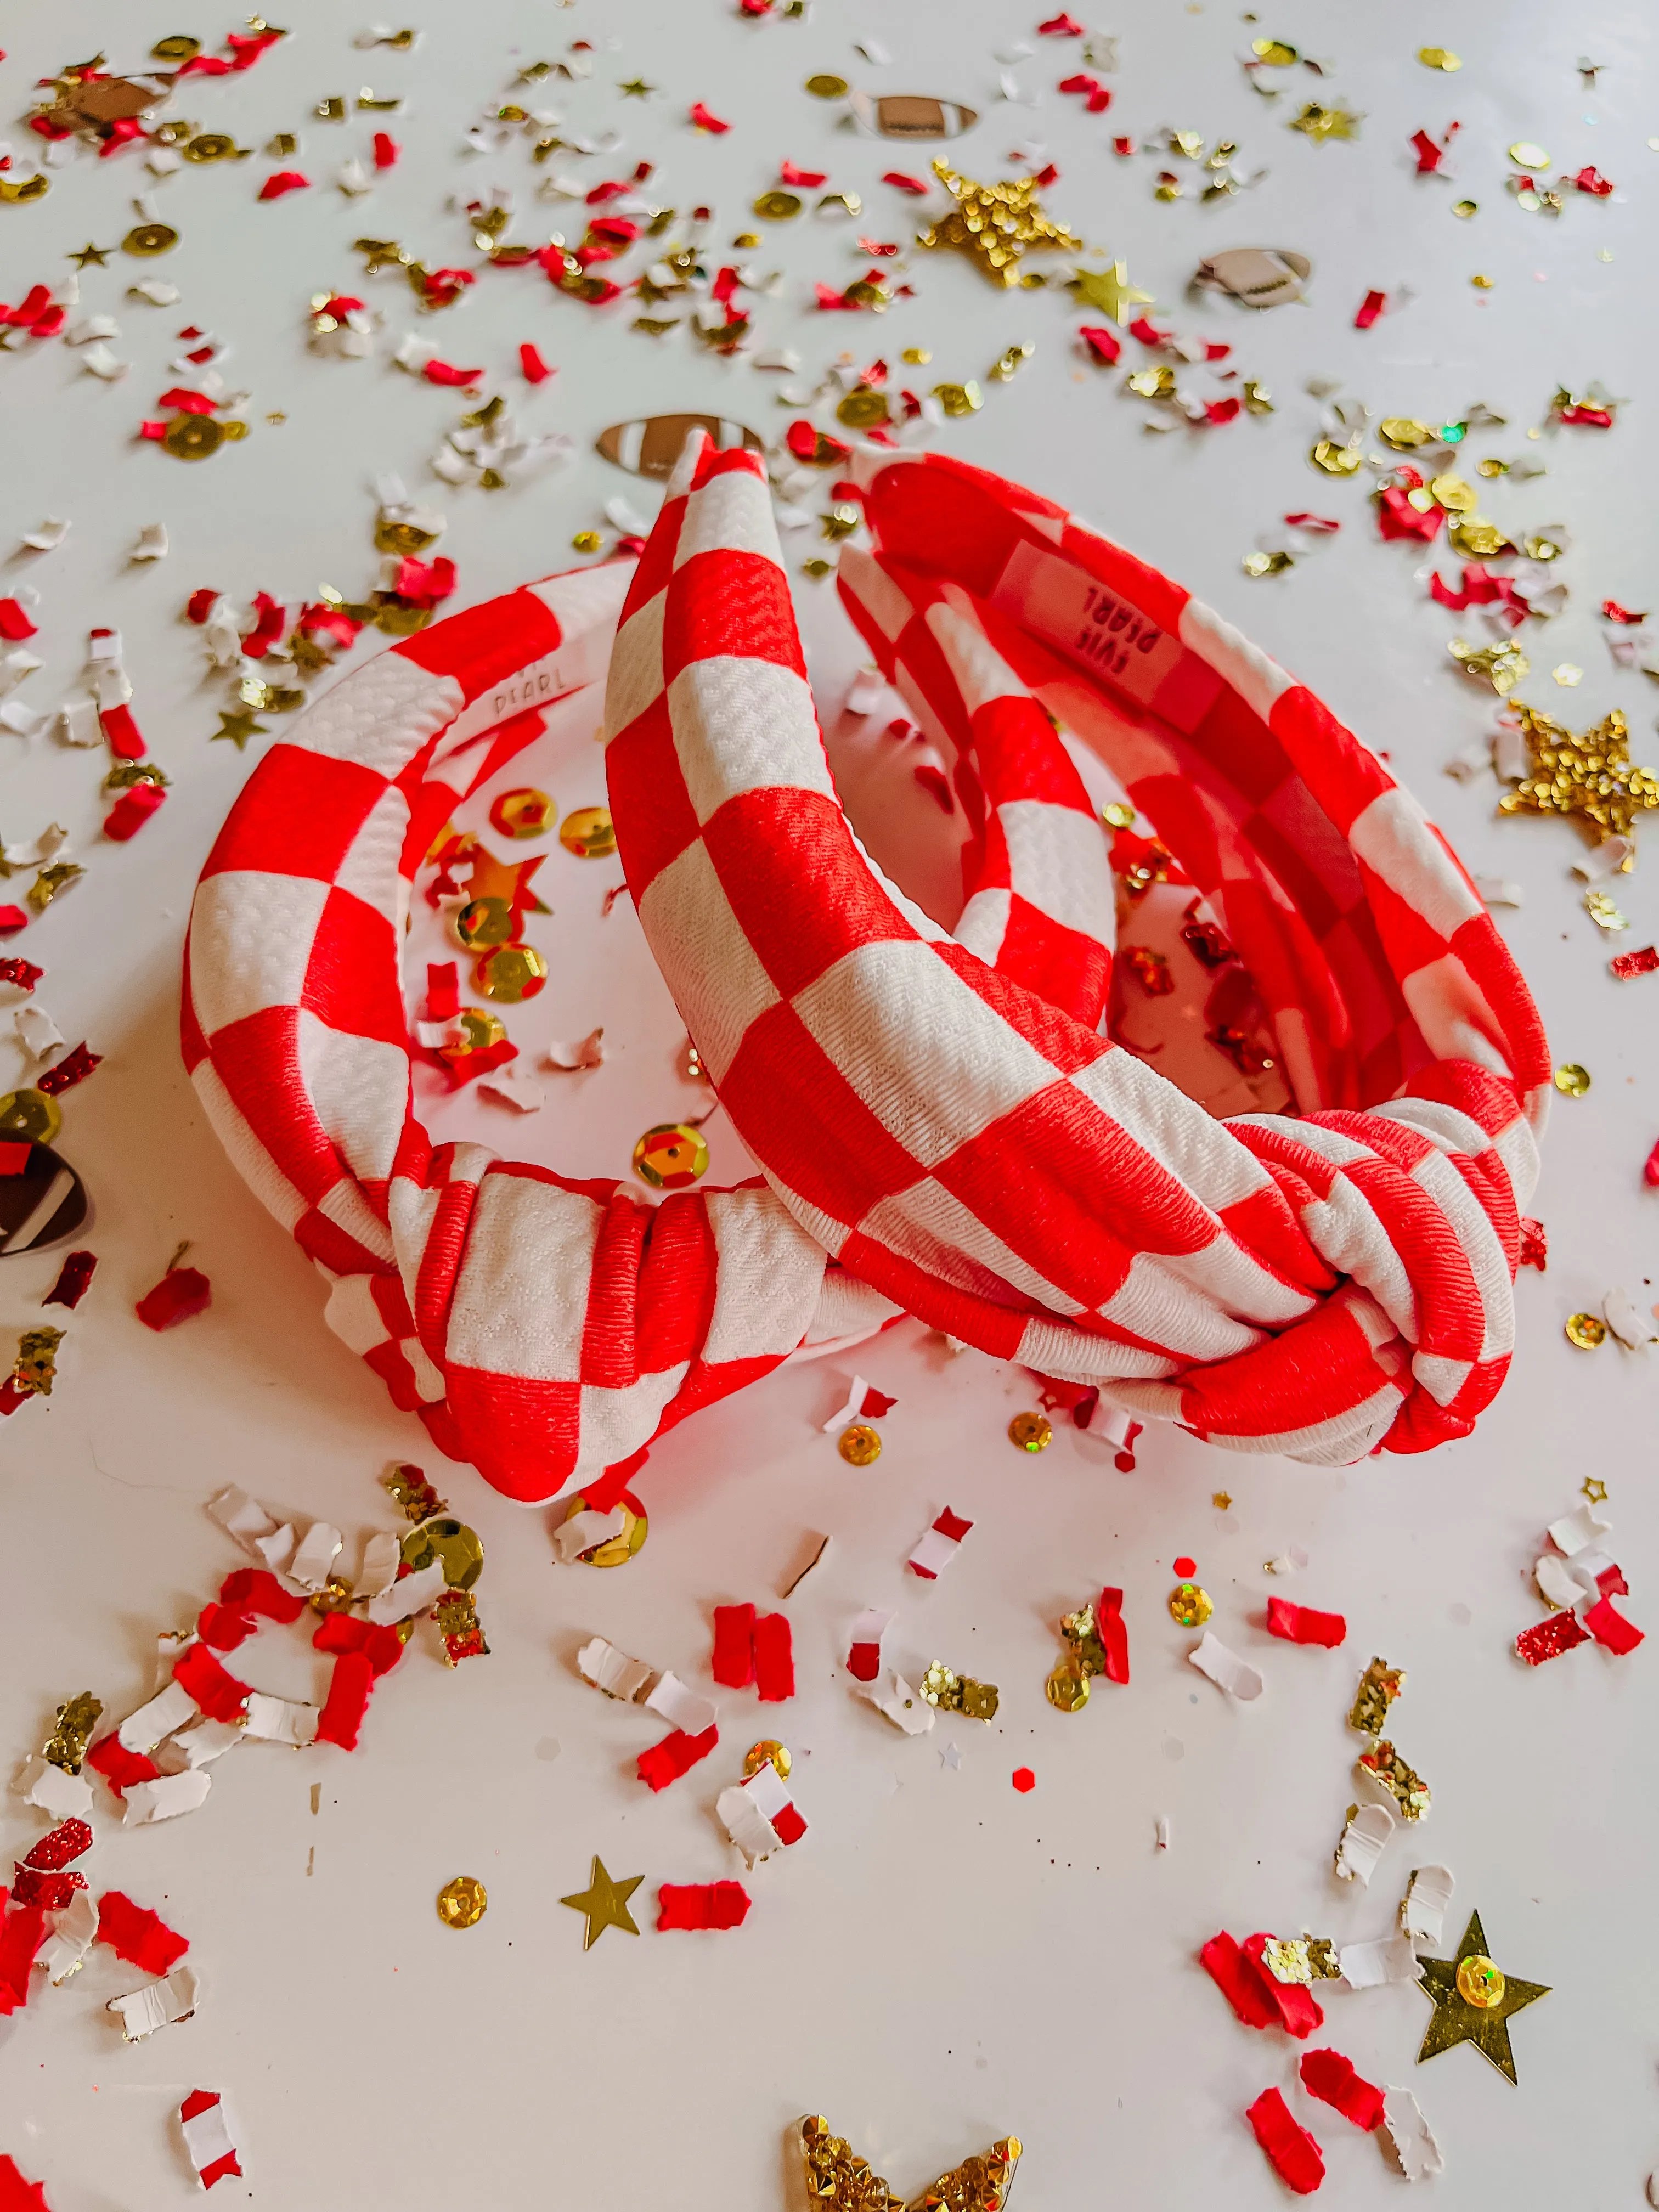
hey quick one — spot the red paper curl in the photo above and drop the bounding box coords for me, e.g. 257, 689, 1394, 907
1246, 2087, 1325, 2194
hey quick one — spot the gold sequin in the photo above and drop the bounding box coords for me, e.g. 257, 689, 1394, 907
560, 804, 617, 857
436, 1875, 487, 1928
473, 944, 548, 1002
838, 1423, 882, 1466
631, 1122, 709, 1189
743, 1739, 792, 1780
1008, 1411, 1052, 1452
1553, 1062, 1591, 1096
1169, 1581, 1212, 1628
1565, 1312, 1607, 1350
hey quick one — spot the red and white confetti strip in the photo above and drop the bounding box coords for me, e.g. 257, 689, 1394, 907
845, 1607, 893, 1682
907, 1507, 973, 1581
716, 1759, 806, 1867
821, 1374, 897, 1430
179, 2090, 243, 2190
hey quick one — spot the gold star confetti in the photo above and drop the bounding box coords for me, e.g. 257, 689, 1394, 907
1498, 705, 1659, 854
1069, 258, 1154, 324
560, 1854, 643, 1949
1582, 1476, 1609, 1503
67, 241, 111, 268
618, 77, 654, 98
1417, 1911, 1549, 2084
212, 708, 269, 750
918, 160, 1082, 289
1289, 101, 1362, 142
1212, 1491, 1233, 1510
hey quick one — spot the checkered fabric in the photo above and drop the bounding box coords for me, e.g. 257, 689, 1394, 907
182, 509, 1110, 1505
605, 435, 1549, 1463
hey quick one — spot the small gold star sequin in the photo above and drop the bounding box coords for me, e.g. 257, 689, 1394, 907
1213, 1491, 1233, 1510
633, 1122, 709, 1190
474, 944, 548, 1003
1498, 706, 1658, 853
560, 804, 617, 857
212, 708, 268, 751
918, 160, 1082, 289
1070, 258, 1154, 325
1417, 1911, 1549, 2083
743, 1739, 792, 1780
68, 242, 111, 268
1289, 102, 1361, 142
1008, 1411, 1052, 1452
123, 222, 178, 256
1169, 1581, 1212, 1628
618, 77, 655, 98
1553, 1062, 1591, 1096
1582, 1477, 1609, 1504
436, 1875, 487, 1928
838, 1423, 882, 1466
560, 1854, 643, 1949
1565, 1312, 1607, 1349
1418, 46, 1462, 69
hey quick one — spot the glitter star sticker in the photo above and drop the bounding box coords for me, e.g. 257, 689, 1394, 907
68, 242, 112, 268
560, 1854, 643, 1949
1582, 1477, 1609, 1503
1069, 258, 1154, 324
1498, 703, 1659, 855
918, 159, 1082, 288
212, 708, 268, 750
1417, 1910, 1549, 2084
618, 77, 655, 98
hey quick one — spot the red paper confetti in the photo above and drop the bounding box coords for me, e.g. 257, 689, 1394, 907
37, 1042, 100, 1097
104, 781, 167, 842
1057, 72, 1111, 111
1079, 324, 1121, 365
18, 1818, 92, 1874
314, 1650, 376, 1748
780, 162, 826, 188
1646, 1137, 1659, 1188
1039, 10, 1085, 31
688, 102, 730, 133
519, 342, 552, 383
312, 1611, 407, 1678
1610, 945, 1658, 979
1377, 486, 1444, 543
0, 600, 37, 642
1201, 1931, 1280, 2030
1242, 1934, 1325, 2037
1572, 165, 1615, 196
882, 170, 931, 194
372, 132, 399, 170
1300, 2047, 1385, 2131
1011, 1767, 1035, 1792
0, 956, 41, 991
1602, 599, 1647, 624
859, 1385, 896, 1417
0, 912, 27, 939
1284, 513, 1341, 532
0, 2154, 51, 2210
1353, 289, 1386, 330
421, 358, 483, 388
1515, 1611, 1589, 1664
1097, 1585, 1129, 1684
1558, 402, 1613, 428
1173, 1555, 1196, 1578
43, 1250, 95, 1309
257, 171, 309, 201
86, 1735, 160, 1797
657, 1881, 751, 1930
99, 702, 147, 760
173, 1640, 251, 1723
637, 1723, 719, 1792
95, 1891, 189, 1976
135, 1263, 211, 1330
1583, 1594, 1644, 1654
753, 1611, 795, 1702
1246, 2088, 1325, 2196
712, 1602, 757, 1688
0, 1904, 48, 2015
1266, 1598, 1347, 1648
1517, 1216, 1548, 1269
219, 1566, 308, 1627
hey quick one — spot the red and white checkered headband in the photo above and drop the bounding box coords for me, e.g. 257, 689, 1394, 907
184, 436, 1547, 1508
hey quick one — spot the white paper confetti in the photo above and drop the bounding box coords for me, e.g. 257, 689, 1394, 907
716, 1758, 804, 1865
55, 696, 102, 747
1401, 1864, 1455, 1948
356, 1530, 403, 1599
14, 1753, 94, 1822
1604, 1287, 1657, 1352
363, 1558, 445, 1624
1548, 1502, 1612, 1556
1155, 1815, 1171, 1850
845, 1606, 894, 1681
1187, 1630, 1264, 1702
244, 1693, 320, 1747
477, 1068, 545, 1113
0, 649, 42, 698
19, 519, 69, 552
853, 1667, 935, 1735
118, 1678, 200, 1753
645, 1670, 717, 1736
1533, 1551, 1582, 1610
131, 523, 170, 562
553, 1506, 626, 1563
1334, 1798, 1397, 1884
1338, 1934, 1419, 1989
78, 345, 129, 382
65, 315, 119, 346
108, 1965, 200, 2041
38, 1889, 99, 1985
287, 1522, 345, 1589
1381, 2088, 1444, 2182
129, 279, 182, 306
123, 1768, 215, 1825
0, 700, 48, 738
577, 1635, 656, 1703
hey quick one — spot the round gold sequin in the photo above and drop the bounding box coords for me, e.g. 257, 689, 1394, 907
836, 385, 891, 429
1455, 1953, 1505, 2008
1508, 143, 1550, 171
753, 190, 803, 220
489, 787, 555, 839
162, 414, 224, 461
1429, 473, 1477, 512
1379, 419, 1434, 449
474, 944, 548, 1003
1046, 1657, 1090, 1712
562, 1489, 648, 1565
838, 1422, 882, 1466
1453, 199, 1477, 218
932, 381, 983, 417
1251, 38, 1299, 64
805, 72, 849, 98
454, 895, 515, 949
632, 1122, 709, 1189
1311, 438, 1362, 476
1417, 46, 1461, 69
1169, 1581, 1214, 1628
436, 1875, 487, 1928
402, 1517, 485, 1589
1553, 1062, 1591, 1097
0, 1089, 62, 1145
560, 805, 617, 858
456, 1008, 506, 1054
184, 133, 238, 162
743, 1739, 792, 1780
152, 32, 201, 58
123, 222, 179, 256
1101, 802, 1136, 830
1008, 1411, 1053, 1452
571, 531, 603, 553
1565, 1312, 1607, 1350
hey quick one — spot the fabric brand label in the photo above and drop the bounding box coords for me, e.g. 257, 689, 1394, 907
990, 538, 1206, 718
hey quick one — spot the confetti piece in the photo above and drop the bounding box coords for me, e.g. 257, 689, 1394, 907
108, 1964, 199, 2041
1582, 1594, 1644, 1654
637, 1725, 719, 1792
258, 171, 310, 201
846, 1607, 894, 1681
1188, 1630, 1263, 1701
688, 101, 731, 133
1201, 1932, 1280, 2029
95, 1891, 188, 1975
1300, 2048, 1385, 2130
717, 1759, 805, 1865
1266, 1598, 1347, 1647
1515, 1611, 1590, 1664
1338, 1935, 1419, 1989
657, 1881, 751, 1931
908, 1505, 973, 1579
123, 1769, 214, 1825
1011, 1767, 1035, 1792
1334, 1799, 1397, 1884
1380, 2089, 1443, 2182
520, 342, 552, 383
552, 1506, 626, 1562
1401, 1865, 1455, 1948
1353, 289, 1386, 329
179, 2090, 242, 2190
1245, 2088, 1324, 2194
854, 1668, 935, 1733
712, 1602, 757, 1687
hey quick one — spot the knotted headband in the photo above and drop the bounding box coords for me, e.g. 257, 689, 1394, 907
605, 436, 1549, 1465
183, 436, 1546, 1504
181, 516, 1115, 1502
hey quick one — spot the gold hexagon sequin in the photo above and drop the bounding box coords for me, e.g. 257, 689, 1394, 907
402, 1517, 485, 1590
474, 944, 548, 1003
560, 804, 617, 858
436, 1875, 487, 1928
1553, 1063, 1591, 1097
1565, 1312, 1607, 1350
455, 1008, 507, 1054
838, 1422, 882, 1466
454, 895, 515, 949
631, 1122, 709, 1190
562, 1489, 648, 1565
1046, 1657, 1091, 1712
162, 414, 224, 461
1009, 1411, 1052, 1452
1169, 1581, 1213, 1628
743, 1739, 792, 1780
489, 787, 555, 839
0, 1089, 62, 1145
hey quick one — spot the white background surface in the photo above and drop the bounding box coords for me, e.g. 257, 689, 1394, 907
1, 1, 1657, 2205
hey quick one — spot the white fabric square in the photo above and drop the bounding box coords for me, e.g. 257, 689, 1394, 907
668, 654, 834, 826
188, 872, 331, 1037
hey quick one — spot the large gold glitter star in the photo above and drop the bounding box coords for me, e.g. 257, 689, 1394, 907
1498, 703, 1658, 857
917, 159, 1082, 288
1068, 258, 1154, 324
211, 708, 268, 751
799, 2115, 1021, 2211
1417, 1910, 1549, 2084
560, 1854, 642, 1949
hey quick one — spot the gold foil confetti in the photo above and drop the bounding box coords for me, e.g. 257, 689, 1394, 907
1379, 418, 1435, 450
1417, 1911, 1549, 2082
434, 1588, 488, 1662
1101, 802, 1136, 830
1070, 258, 1154, 324
0, 175, 50, 204
631, 1122, 709, 1189
1583, 889, 1628, 930
1565, 1312, 1607, 1349
1046, 1655, 1091, 1711
1348, 1657, 1404, 1736
8, 1325, 64, 1402
1499, 706, 1658, 849
798, 2117, 1022, 2212
383, 1462, 448, 1521
26, 864, 83, 915
931, 380, 983, 416
1358, 1739, 1431, 1820
560, 1854, 644, 1948
43, 1694, 101, 1775
990, 341, 1034, 381
1553, 664, 1584, 687
743, 1739, 792, 1780
917, 160, 1082, 288
1047, 1600, 1111, 1710
1448, 637, 1529, 694
1251, 38, 1299, 65
453, 895, 514, 950
1243, 551, 1293, 577
1453, 198, 1477, 217
901, 347, 932, 364
1008, 1411, 1052, 1452
571, 529, 602, 552
436, 1875, 487, 1927
1288, 103, 1361, 143
921, 1660, 999, 1720
1418, 47, 1462, 69
1311, 437, 1363, 475
560, 804, 617, 856
1169, 1581, 1212, 1628
153, 34, 202, 59
1262, 1936, 1342, 1984
838, 1422, 882, 1466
